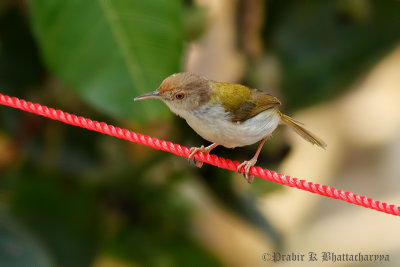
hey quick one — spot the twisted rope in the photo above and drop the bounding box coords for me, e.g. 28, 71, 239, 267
1, 93, 399, 216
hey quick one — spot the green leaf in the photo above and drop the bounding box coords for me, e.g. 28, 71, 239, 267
29, 0, 183, 122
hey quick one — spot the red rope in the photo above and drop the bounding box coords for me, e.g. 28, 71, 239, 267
1, 93, 399, 216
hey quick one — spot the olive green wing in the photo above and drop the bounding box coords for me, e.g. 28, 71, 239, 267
211, 82, 281, 122
230, 89, 281, 122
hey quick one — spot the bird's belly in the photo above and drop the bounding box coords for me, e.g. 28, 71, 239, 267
180, 105, 281, 148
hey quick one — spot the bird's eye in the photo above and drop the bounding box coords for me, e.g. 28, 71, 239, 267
174, 93, 185, 100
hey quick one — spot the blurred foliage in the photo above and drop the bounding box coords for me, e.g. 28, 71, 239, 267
183, 5, 207, 42
0, 209, 55, 267
8, 167, 100, 267
1, 0, 400, 266
265, 0, 400, 110
0, 2, 44, 94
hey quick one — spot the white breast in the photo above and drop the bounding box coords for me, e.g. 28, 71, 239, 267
167, 103, 281, 148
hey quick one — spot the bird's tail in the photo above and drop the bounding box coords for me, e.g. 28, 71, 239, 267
279, 112, 327, 149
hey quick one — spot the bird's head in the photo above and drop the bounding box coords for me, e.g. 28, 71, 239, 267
134, 72, 212, 112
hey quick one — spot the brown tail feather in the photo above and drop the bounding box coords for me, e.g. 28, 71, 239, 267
279, 112, 327, 149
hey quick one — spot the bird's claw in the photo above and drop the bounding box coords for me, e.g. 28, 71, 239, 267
188, 146, 205, 168
237, 159, 257, 183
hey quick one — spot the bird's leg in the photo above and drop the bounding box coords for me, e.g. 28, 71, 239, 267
188, 143, 218, 168
237, 137, 268, 183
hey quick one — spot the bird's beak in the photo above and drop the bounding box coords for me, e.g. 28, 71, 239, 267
134, 90, 160, 101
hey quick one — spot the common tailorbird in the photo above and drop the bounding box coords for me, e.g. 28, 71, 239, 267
134, 72, 326, 183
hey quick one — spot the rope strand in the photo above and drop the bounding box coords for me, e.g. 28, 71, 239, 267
1, 93, 399, 216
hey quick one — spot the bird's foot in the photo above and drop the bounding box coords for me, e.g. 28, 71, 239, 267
188, 146, 207, 168
237, 158, 257, 184
188, 143, 218, 168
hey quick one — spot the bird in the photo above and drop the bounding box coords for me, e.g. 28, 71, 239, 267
134, 72, 326, 183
